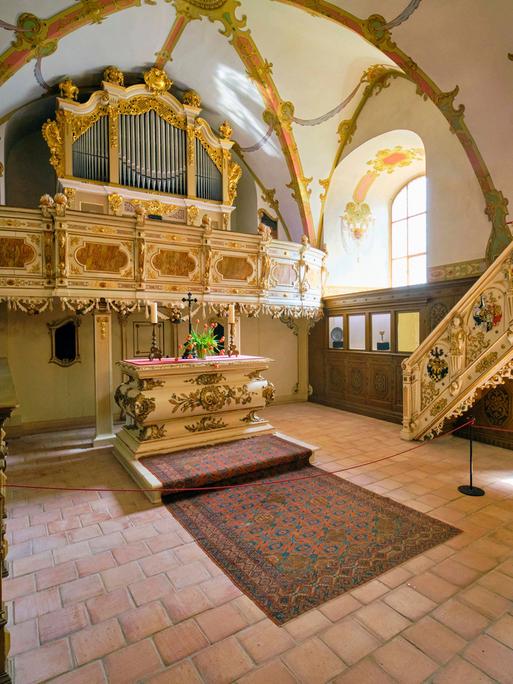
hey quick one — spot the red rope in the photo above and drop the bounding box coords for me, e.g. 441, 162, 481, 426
4, 418, 476, 495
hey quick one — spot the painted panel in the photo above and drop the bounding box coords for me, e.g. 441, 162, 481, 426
0, 237, 36, 269
74, 242, 129, 273
151, 249, 195, 278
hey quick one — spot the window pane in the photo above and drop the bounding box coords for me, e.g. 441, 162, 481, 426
392, 258, 408, 287
408, 213, 426, 255
392, 220, 408, 258
348, 314, 366, 350
409, 254, 426, 285
397, 312, 420, 352
328, 316, 344, 349
371, 313, 391, 351
407, 176, 426, 215
392, 186, 407, 221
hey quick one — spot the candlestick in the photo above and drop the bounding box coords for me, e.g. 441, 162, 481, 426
150, 302, 158, 324
228, 304, 235, 325
227, 321, 239, 357
148, 323, 162, 361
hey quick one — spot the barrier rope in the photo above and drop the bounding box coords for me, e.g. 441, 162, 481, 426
3, 418, 476, 496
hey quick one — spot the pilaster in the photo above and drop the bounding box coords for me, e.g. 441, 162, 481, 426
93, 311, 115, 446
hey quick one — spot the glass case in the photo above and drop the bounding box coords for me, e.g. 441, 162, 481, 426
371, 313, 391, 351
328, 316, 344, 349
397, 311, 420, 352
348, 314, 366, 350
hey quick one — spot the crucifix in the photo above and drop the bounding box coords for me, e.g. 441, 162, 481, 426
182, 292, 198, 336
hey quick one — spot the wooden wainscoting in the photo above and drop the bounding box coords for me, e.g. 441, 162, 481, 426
309, 278, 477, 424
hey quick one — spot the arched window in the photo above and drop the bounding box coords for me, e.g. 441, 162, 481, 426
391, 176, 427, 287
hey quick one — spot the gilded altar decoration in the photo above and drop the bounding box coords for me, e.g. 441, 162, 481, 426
58, 79, 79, 101
185, 373, 227, 385
103, 65, 124, 86
108, 193, 123, 216
262, 382, 275, 406
484, 387, 509, 425
169, 383, 254, 413
421, 379, 440, 410
241, 410, 264, 424
138, 424, 166, 441
137, 378, 165, 391
143, 67, 172, 94
42, 119, 64, 177
472, 293, 502, 332
115, 390, 156, 422
185, 416, 228, 433
426, 347, 449, 382
182, 90, 201, 108
219, 120, 232, 139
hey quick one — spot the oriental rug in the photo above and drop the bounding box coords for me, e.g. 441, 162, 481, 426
150, 437, 460, 624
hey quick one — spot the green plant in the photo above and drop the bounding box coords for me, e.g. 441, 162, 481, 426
180, 321, 225, 359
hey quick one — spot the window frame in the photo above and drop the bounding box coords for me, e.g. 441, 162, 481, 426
389, 174, 427, 288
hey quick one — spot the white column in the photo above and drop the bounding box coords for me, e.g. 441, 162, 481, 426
93, 311, 115, 446
295, 319, 310, 401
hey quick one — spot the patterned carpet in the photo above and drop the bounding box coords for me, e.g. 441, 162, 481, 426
154, 437, 461, 624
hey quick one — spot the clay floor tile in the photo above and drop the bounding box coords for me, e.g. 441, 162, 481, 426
402, 615, 467, 664
195, 602, 247, 643
464, 634, 513, 683
70, 617, 125, 665
167, 560, 212, 591
192, 636, 254, 684
101, 560, 144, 592
88, 531, 125, 553
41, 661, 107, 684
478, 570, 513, 599
383, 585, 436, 620
67, 524, 102, 543
432, 599, 490, 640
153, 620, 209, 665
407, 571, 459, 603
7, 619, 38, 656
111, 541, 149, 565
86, 587, 132, 623
139, 549, 180, 577
174, 542, 209, 565
12, 550, 53, 578
282, 637, 346, 684
161, 585, 213, 623
76, 551, 116, 577
431, 655, 494, 684
237, 660, 297, 684
460, 585, 512, 619
198, 574, 239, 606
30, 510, 62, 526
32, 533, 68, 554
144, 660, 203, 684
485, 612, 513, 649
14, 586, 61, 623
238, 620, 295, 663
231, 596, 266, 625
349, 580, 389, 605
378, 566, 412, 589
36, 561, 78, 591
355, 601, 411, 640
48, 517, 81, 534
14, 639, 72, 684
7, 540, 33, 561
373, 636, 438, 684
3, 574, 35, 601
319, 593, 362, 622
284, 609, 331, 641
118, 600, 170, 642
146, 531, 183, 553
122, 523, 159, 543
321, 617, 381, 666
103, 639, 163, 684
11, 523, 46, 545
129, 573, 172, 606
60, 574, 104, 606
430, 558, 480, 587
38, 603, 89, 643
332, 657, 395, 684
53, 541, 91, 564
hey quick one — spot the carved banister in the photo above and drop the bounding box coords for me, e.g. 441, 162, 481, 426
0, 358, 18, 683
402, 240, 513, 440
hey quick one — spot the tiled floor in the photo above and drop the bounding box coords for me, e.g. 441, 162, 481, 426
4, 402, 513, 683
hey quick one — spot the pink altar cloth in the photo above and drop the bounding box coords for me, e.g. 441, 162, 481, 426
125, 355, 257, 366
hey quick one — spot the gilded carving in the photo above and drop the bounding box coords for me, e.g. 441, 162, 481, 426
103, 65, 124, 86
227, 160, 242, 205
139, 424, 166, 441
172, 0, 247, 38
241, 410, 264, 424
421, 379, 440, 410
195, 128, 223, 172
466, 331, 490, 364
143, 67, 172, 94
108, 193, 123, 216
169, 384, 254, 413
430, 397, 448, 417
137, 378, 165, 391
58, 79, 79, 101
115, 389, 156, 422
262, 382, 275, 406
483, 387, 509, 426
184, 416, 228, 432
476, 352, 499, 373
187, 206, 199, 226
129, 199, 178, 217
42, 118, 65, 177
219, 120, 232, 139
182, 90, 201, 108
184, 373, 226, 385
75, 242, 129, 274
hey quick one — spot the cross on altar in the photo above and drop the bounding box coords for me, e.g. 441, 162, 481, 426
182, 292, 198, 336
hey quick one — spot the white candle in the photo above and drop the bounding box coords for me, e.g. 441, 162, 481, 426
228, 304, 235, 325
150, 302, 158, 324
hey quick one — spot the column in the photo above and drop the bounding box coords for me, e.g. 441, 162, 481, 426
295, 318, 311, 401
93, 311, 115, 446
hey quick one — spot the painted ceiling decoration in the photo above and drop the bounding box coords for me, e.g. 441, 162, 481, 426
0, 0, 509, 262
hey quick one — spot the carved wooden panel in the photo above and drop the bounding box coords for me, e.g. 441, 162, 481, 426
151, 249, 196, 278
75, 242, 129, 273
215, 255, 254, 282
0, 236, 36, 269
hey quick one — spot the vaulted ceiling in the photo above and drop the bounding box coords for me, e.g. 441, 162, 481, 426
0, 0, 511, 249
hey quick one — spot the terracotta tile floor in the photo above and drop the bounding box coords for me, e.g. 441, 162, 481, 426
4, 403, 513, 683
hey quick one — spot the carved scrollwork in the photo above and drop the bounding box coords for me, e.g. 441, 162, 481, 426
169, 384, 254, 414
184, 416, 228, 433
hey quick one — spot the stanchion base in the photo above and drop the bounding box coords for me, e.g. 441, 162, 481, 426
458, 485, 485, 497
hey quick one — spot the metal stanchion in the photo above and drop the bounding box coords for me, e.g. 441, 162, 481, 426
458, 419, 485, 496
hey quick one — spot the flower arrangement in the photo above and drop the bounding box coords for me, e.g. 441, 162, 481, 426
179, 321, 225, 359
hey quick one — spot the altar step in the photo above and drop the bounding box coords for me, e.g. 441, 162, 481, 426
113, 433, 318, 504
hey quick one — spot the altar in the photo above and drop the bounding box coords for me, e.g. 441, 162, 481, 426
112, 355, 276, 501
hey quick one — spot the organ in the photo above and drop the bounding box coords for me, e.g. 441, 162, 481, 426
42, 66, 241, 229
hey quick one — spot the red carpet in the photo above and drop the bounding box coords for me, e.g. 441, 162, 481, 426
143, 436, 460, 624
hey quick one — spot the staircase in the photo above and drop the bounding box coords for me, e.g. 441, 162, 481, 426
401, 241, 513, 440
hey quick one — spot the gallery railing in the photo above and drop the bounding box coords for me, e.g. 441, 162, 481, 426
0, 200, 324, 319
402, 239, 513, 440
